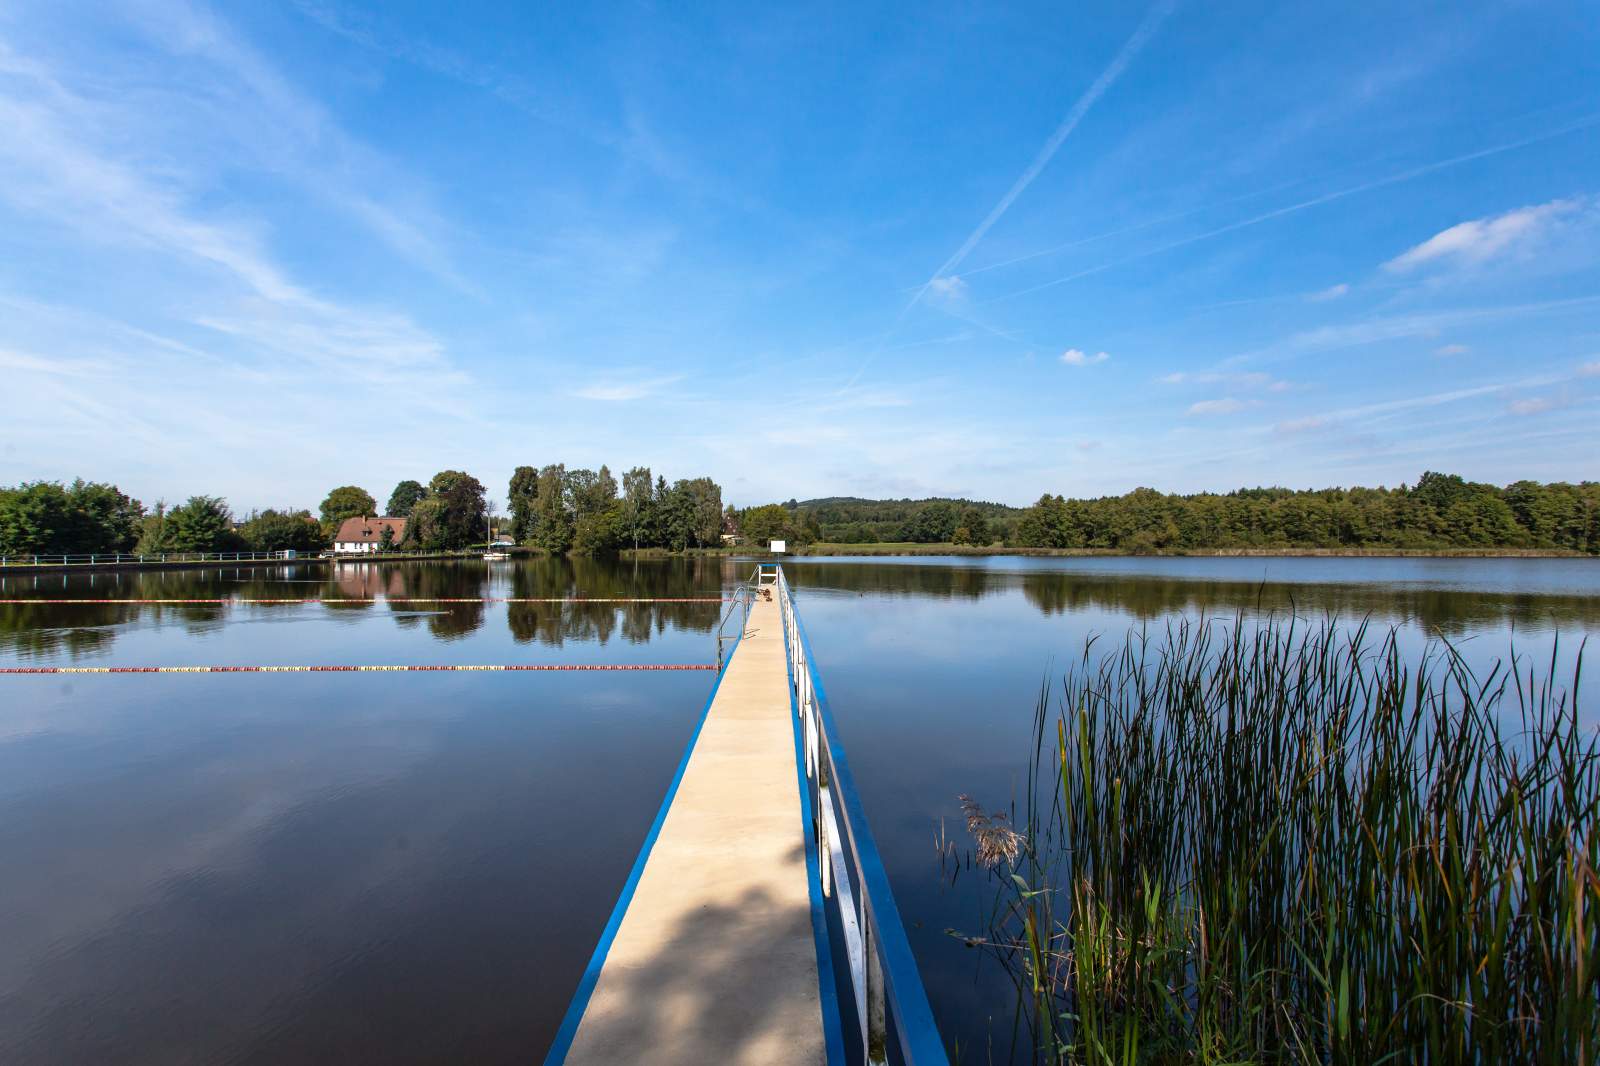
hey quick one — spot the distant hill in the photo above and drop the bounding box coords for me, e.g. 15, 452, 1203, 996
784, 496, 1023, 544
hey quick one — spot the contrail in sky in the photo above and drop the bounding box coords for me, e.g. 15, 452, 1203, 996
912, 0, 1179, 308
984, 113, 1600, 303
844, 0, 1178, 388
954, 173, 1315, 279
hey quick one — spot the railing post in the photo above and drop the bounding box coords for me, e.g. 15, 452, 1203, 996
818, 785, 832, 899
783, 560, 947, 1065
864, 914, 888, 1063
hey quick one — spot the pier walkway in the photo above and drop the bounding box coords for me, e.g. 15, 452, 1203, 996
547, 565, 947, 1066
558, 581, 822, 1064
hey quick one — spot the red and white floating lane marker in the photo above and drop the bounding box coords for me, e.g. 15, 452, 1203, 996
0, 597, 732, 605
0, 663, 718, 674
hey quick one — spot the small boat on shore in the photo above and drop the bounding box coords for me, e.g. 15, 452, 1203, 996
482, 511, 511, 560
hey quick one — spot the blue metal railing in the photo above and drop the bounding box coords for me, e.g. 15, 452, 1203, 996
765, 563, 948, 1065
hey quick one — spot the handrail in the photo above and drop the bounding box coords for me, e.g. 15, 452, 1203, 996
714, 566, 759, 671
766, 562, 947, 1065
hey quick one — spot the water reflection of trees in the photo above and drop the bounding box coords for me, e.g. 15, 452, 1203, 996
0, 600, 126, 657
8, 557, 1597, 659
0, 558, 730, 656
0, 568, 236, 657
506, 557, 719, 647
1018, 574, 1600, 634
785, 563, 1600, 636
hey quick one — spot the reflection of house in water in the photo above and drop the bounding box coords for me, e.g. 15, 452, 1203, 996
333, 565, 408, 601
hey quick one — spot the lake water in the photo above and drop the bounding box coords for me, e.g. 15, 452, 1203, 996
1, 555, 1595, 1063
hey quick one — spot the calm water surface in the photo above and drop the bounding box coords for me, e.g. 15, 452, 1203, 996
0, 555, 1595, 1063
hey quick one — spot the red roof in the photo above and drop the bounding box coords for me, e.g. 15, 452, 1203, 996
333, 516, 407, 544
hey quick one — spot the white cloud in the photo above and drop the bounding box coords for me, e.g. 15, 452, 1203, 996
573, 374, 681, 402
1275, 415, 1330, 434
1384, 198, 1583, 273
1061, 348, 1110, 366
1237, 298, 1600, 366
926, 275, 969, 304
1579, 360, 1600, 377
0, 33, 487, 508
1159, 369, 1289, 391
1307, 283, 1349, 301
1434, 344, 1470, 356
1188, 397, 1251, 415
1508, 396, 1555, 416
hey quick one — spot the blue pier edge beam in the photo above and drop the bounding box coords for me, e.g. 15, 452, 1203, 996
775, 564, 948, 1064
781, 580, 849, 1064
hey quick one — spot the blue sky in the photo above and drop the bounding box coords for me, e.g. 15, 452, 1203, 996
1, 0, 1596, 511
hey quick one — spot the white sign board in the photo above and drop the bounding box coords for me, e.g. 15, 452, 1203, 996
769, 539, 787, 554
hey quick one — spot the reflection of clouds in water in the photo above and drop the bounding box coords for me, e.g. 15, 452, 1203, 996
0, 668, 701, 1063
0, 686, 450, 999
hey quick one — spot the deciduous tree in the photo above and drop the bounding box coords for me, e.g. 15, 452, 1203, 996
239, 509, 326, 552
426, 470, 487, 550
534, 464, 573, 553
508, 466, 539, 544
622, 466, 653, 550
319, 485, 376, 531
165, 496, 238, 552
386, 480, 426, 518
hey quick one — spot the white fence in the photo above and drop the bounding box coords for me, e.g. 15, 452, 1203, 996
0, 551, 305, 567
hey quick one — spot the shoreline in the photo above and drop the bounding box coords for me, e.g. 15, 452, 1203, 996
0, 549, 490, 577
3, 545, 1590, 576
785, 544, 1595, 559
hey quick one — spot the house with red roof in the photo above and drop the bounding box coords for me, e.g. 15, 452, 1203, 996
332, 515, 407, 554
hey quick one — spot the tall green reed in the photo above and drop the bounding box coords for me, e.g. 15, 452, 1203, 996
958, 616, 1598, 1064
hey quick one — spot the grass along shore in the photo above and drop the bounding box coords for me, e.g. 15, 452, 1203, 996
952, 617, 1597, 1063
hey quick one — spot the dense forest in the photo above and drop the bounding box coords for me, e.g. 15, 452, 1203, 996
737, 473, 1600, 554
4, 471, 1596, 557
756, 496, 1021, 546
1010, 472, 1600, 553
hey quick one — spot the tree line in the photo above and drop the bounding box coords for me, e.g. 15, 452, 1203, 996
505, 465, 723, 553
735, 474, 1600, 553
1010, 473, 1600, 553
5, 470, 1596, 557
0, 464, 726, 557
737, 496, 1017, 546
0, 474, 476, 556
736, 496, 1017, 546
0, 480, 326, 556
